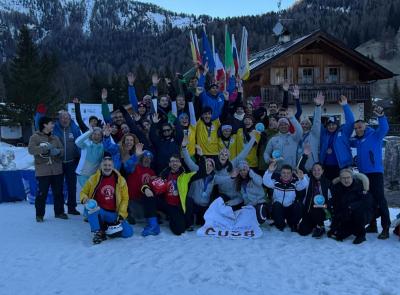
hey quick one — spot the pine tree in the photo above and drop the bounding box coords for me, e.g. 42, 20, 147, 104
1, 25, 58, 125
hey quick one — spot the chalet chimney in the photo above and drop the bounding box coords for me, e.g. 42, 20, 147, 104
279, 30, 291, 43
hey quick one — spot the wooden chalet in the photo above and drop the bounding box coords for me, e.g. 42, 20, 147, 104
244, 30, 395, 121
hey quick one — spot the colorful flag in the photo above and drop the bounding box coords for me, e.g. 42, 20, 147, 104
238, 26, 250, 80
231, 34, 239, 76
214, 50, 225, 91
189, 31, 197, 64
194, 33, 202, 64
224, 25, 235, 79
201, 29, 215, 74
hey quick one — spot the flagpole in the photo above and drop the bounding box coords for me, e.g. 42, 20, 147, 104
225, 24, 228, 90
212, 34, 216, 80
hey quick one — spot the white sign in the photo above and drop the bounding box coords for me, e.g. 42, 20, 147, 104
67, 103, 113, 126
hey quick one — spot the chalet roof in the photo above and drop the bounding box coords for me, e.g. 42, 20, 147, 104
249, 30, 395, 80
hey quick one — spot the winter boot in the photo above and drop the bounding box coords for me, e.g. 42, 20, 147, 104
142, 217, 160, 237
353, 235, 366, 245
365, 220, 378, 233
312, 226, 325, 239
92, 231, 106, 244
377, 227, 390, 240
36, 216, 44, 223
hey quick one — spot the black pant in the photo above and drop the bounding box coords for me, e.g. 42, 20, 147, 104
298, 207, 326, 236
35, 174, 65, 217
323, 165, 340, 181
186, 197, 208, 227
366, 173, 390, 228
272, 201, 303, 230
334, 208, 368, 239
63, 161, 78, 211
142, 196, 188, 235
254, 203, 268, 224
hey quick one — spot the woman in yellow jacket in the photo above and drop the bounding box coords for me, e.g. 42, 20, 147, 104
80, 155, 133, 244
236, 115, 261, 172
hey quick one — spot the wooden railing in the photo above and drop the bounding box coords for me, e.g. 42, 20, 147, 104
260, 83, 371, 104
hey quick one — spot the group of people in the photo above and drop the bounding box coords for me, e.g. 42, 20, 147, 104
28, 64, 394, 245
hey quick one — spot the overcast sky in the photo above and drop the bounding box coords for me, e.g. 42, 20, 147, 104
136, 0, 296, 18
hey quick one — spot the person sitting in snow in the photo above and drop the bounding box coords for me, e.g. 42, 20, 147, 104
80, 154, 133, 244
263, 161, 309, 232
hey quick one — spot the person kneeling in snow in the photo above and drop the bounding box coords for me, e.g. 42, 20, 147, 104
328, 169, 372, 245
263, 161, 309, 231
80, 155, 133, 244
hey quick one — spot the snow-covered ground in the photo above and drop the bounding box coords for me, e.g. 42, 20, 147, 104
0, 202, 399, 295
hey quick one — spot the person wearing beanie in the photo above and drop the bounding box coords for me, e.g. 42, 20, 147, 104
28, 116, 67, 222
195, 106, 221, 156
149, 111, 184, 174
264, 108, 303, 171
172, 87, 197, 157
230, 160, 268, 224
296, 93, 323, 172
217, 124, 238, 160
319, 95, 354, 181
197, 71, 225, 120
75, 126, 104, 197
236, 114, 261, 171
181, 143, 217, 227
124, 147, 157, 235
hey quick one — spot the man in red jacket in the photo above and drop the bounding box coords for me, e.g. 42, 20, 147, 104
126, 150, 156, 224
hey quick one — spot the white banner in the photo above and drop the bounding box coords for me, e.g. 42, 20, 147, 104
67, 103, 113, 126
197, 197, 263, 239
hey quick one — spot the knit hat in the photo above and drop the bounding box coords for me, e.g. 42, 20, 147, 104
326, 116, 338, 126
237, 160, 249, 170
221, 124, 232, 131
178, 112, 189, 120
142, 150, 154, 159
278, 118, 290, 126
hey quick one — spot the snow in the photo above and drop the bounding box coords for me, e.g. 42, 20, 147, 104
0, 144, 34, 170
0, 0, 29, 14
170, 16, 194, 29
146, 11, 166, 27
82, 0, 95, 35
0, 202, 399, 295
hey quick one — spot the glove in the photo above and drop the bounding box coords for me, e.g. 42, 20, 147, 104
50, 148, 61, 156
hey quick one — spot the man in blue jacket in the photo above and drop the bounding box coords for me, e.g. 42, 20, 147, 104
351, 106, 390, 239
320, 95, 354, 181
53, 110, 82, 215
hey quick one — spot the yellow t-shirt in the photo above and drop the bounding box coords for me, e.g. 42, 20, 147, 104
183, 125, 196, 157
236, 128, 260, 168
218, 133, 238, 160
196, 119, 220, 156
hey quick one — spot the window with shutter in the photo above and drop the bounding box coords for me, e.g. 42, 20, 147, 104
299, 67, 314, 84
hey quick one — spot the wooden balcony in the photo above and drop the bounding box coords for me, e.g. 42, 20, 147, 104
260, 83, 371, 104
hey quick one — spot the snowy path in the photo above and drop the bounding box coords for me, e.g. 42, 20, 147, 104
0, 202, 399, 295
